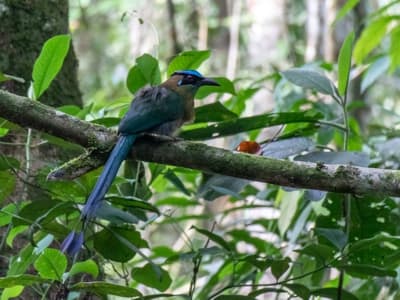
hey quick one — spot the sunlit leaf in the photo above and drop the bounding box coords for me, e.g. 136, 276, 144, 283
333, 0, 360, 25
196, 77, 236, 98
32, 34, 71, 99
338, 32, 355, 96
354, 17, 393, 64
167, 50, 210, 75
126, 54, 161, 94
69, 260, 99, 278
33, 248, 67, 280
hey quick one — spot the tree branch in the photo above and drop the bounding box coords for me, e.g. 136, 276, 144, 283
1, 89, 400, 196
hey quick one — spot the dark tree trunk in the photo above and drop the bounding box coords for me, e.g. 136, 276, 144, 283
0, 1, 82, 298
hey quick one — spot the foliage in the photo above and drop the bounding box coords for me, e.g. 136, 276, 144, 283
2, 2, 400, 299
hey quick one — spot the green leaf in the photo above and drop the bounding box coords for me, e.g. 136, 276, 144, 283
180, 111, 323, 140
108, 196, 160, 214
95, 203, 139, 224
69, 260, 99, 278
196, 77, 236, 99
284, 283, 311, 300
315, 228, 348, 250
131, 263, 172, 292
312, 288, 358, 300
0, 170, 16, 202
192, 226, 233, 252
33, 248, 67, 280
336, 263, 397, 278
194, 102, 238, 123
164, 169, 191, 196
0, 72, 10, 83
167, 50, 211, 75
71, 282, 142, 297
296, 244, 336, 263
354, 17, 393, 64
333, 0, 360, 25
281, 68, 338, 97
389, 26, 400, 72
32, 34, 71, 99
271, 257, 291, 280
0, 275, 51, 288
8, 245, 39, 276
277, 189, 301, 236
361, 56, 390, 92
347, 233, 400, 254
1, 286, 24, 300
338, 32, 355, 96
93, 226, 148, 262
126, 54, 161, 94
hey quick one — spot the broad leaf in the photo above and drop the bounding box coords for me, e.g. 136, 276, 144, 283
336, 263, 397, 278
93, 226, 148, 262
354, 17, 393, 64
69, 260, 99, 278
131, 263, 171, 292
0, 275, 51, 288
32, 34, 71, 99
284, 283, 311, 300
71, 282, 142, 297
33, 248, 67, 280
333, 0, 360, 25
0, 171, 16, 202
167, 50, 210, 75
180, 111, 323, 140
194, 102, 238, 123
338, 32, 355, 96
315, 228, 347, 250
271, 257, 291, 280
281, 68, 338, 97
312, 288, 358, 300
389, 26, 400, 72
196, 77, 236, 98
192, 226, 233, 252
126, 54, 161, 94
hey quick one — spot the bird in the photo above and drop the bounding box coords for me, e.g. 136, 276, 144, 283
61, 70, 219, 255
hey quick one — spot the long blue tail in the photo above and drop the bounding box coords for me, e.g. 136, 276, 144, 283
81, 135, 136, 220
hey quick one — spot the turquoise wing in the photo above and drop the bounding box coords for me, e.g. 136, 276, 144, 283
118, 86, 185, 135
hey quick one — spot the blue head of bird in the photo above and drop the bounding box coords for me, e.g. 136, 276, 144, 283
166, 70, 220, 95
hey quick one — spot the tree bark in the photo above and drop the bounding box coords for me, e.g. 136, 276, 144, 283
0, 1, 82, 298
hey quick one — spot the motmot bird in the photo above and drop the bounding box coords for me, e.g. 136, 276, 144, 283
61, 70, 219, 255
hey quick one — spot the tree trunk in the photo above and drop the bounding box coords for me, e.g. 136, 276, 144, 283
0, 1, 82, 298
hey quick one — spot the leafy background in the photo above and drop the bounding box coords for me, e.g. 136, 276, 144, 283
2, 0, 400, 299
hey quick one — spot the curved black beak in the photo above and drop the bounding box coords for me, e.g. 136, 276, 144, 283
199, 77, 220, 87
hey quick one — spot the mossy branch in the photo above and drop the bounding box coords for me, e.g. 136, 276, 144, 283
1, 89, 400, 196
